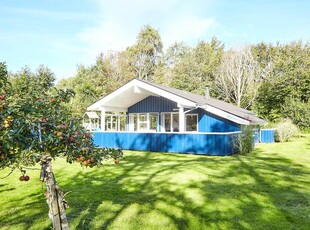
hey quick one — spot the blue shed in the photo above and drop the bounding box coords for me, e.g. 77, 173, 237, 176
87, 79, 267, 155
260, 129, 275, 143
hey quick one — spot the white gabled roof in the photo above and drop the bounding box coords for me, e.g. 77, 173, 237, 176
87, 79, 267, 125
87, 79, 196, 111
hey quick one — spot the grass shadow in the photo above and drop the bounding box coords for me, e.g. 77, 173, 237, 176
1, 134, 310, 229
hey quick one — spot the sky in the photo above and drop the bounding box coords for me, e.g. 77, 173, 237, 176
1, 0, 309, 80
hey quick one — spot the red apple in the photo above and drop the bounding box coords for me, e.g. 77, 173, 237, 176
67, 136, 74, 143
84, 133, 91, 138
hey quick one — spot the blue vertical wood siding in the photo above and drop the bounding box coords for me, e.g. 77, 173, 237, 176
196, 109, 240, 132
128, 96, 177, 113
127, 96, 241, 133
93, 131, 240, 156
260, 129, 275, 143
254, 130, 260, 144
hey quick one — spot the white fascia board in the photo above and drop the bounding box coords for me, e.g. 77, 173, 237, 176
177, 103, 194, 109
87, 79, 196, 111
102, 106, 128, 112
203, 105, 250, 125
87, 79, 137, 110
136, 80, 196, 107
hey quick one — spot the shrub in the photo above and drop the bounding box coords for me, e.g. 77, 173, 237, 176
275, 119, 299, 142
235, 125, 255, 154
281, 97, 310, 131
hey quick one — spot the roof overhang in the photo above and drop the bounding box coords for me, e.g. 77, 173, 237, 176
201, 105, 250, 125
83, 112, 100, 119
87, 79, 196, 111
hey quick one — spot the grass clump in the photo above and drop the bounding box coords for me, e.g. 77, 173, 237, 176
234, 125, 255, 154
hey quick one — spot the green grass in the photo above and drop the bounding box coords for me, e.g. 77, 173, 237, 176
1, 134, 310, 230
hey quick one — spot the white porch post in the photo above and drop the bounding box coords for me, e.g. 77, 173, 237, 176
100, 108, 106, 131
179, 106, 185, 132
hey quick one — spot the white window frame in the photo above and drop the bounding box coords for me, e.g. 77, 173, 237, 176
129, 113, 159, 132
138, 113, 148, 131
105, 112, 126, 131
185, 114, 198, 132
162, 112, 179, 132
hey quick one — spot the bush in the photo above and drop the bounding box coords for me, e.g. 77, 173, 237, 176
235, 125, 255, 154
281, 97, 310, 131
275, 119, 299, 142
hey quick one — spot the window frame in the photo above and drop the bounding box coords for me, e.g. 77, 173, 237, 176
129, 112, 159, 132
185, 114, 198, 132
105, 112, 126, 131
162, 112, 179, 132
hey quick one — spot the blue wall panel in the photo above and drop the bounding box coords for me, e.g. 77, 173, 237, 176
196, 109, 240, 132
128, 96, 177, 113
93, 131, 240, 156
128, 96, 241, 133
260, 129, 275, 143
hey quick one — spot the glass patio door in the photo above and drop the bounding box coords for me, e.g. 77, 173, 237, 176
164, 113, 179, 132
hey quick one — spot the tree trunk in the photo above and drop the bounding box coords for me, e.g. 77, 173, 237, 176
40, 156, 69, 230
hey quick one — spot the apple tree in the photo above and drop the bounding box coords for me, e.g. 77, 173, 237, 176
0, 63, 122, 229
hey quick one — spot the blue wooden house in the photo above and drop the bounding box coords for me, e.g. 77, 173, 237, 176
87, 79, 267, 155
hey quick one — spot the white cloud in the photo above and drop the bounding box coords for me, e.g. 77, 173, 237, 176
76, 0, 215, 56
77, 19, 136, 56
47, 0, 216, 79
162, 17, 215, 47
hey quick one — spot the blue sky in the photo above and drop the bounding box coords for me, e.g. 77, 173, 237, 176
1, 0, 309, 80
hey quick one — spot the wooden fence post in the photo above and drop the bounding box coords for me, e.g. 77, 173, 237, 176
41, 156, 69, 230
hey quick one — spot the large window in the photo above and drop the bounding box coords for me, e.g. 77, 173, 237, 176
105, 112, 126, 131
163, 113, 179, 132
186, 114, 198, 132
129, 113, 158, 132
139, 114, 148, 130
149, 113, 158, 131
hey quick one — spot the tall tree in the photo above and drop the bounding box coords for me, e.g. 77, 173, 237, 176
154, 42, 190, 86
253, 41, 310, 121
171, 37, 224, 95
215, 46, 261, 108
127, 25, 163, 81
57, 51, 133, 116
9, 65, 55, 95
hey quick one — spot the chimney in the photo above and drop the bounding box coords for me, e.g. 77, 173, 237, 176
205, 87, 210, 99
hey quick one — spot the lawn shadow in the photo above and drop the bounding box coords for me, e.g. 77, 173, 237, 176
59, 144, 310, 229
0, 188, 50, 229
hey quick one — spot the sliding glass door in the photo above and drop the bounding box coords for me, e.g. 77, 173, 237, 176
163, 113, 179, 132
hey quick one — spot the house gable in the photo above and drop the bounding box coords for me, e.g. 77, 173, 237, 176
88, 79, 195, 111
128, 96, 177, 113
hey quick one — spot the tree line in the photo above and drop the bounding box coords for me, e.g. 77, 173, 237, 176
8, 25, 310, 130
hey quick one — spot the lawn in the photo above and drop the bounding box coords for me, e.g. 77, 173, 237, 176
0, 134, 310, 230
